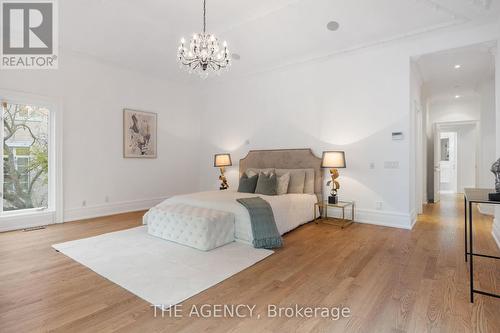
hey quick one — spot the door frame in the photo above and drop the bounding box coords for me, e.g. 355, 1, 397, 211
0, 89, 63, 232
432, 123, 441, 203
438, 131, 458, 194
434, 120, 478, 196
414, 100, 425, 213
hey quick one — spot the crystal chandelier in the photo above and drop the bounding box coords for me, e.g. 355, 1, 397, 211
177, 0, 231, 78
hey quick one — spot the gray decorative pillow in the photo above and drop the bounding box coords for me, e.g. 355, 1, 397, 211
302, 169, 315, 194
276, 169, 312, 194
246, 168, 274, 178
286, 169, 306, 193
255, 172, 277, 196
237, 174, 258, 193
276, 172, 290, 195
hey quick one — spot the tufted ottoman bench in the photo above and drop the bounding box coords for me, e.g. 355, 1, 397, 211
146, 204, 235, 251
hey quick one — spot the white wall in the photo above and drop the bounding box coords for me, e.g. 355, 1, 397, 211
457, 126, 477, 192
410, 61, 425, 214
197, 21, 499, 229
0, 53, 201, 222
478, 79, 496, 188
200, 47, 412, 228
428, 97, 480, 123
477, 78, 497, 215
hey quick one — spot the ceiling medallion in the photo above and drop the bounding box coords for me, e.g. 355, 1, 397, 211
177, 0, 231, 78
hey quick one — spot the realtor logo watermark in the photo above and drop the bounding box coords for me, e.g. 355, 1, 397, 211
1, 0, 58, 69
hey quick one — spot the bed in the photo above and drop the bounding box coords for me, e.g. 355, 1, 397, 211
144, 149, 323, 244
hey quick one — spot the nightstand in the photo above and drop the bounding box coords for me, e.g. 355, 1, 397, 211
314, 200, 355, 229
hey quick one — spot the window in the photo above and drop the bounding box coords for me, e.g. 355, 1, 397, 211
1, 101, 50, 212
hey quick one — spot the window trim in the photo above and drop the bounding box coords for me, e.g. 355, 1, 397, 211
0, 89, 63, 230
1, 206, 51, 216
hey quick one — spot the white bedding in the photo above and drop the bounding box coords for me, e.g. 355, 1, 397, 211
146, 190, 318, 243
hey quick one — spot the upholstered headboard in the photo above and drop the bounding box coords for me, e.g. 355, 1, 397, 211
239, 148, 323, 202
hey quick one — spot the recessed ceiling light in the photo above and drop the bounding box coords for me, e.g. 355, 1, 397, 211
454, 64, 461, 69
231, 53, 241, 60
455, 95, 461, 99
326, 21, 340, 31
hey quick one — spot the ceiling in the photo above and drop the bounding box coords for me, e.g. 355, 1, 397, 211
417, 42, 496, 100
61, 0, 500, 82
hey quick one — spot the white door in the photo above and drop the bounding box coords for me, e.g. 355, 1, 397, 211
439, 132, 457, 193
433, 124, 440, 203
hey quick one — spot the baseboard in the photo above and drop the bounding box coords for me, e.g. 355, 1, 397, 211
325, 207, 414, 230
492, 218, 500, 250
409, 210, 418, 229
356, 209, 414, 230
64, 197, 168, 222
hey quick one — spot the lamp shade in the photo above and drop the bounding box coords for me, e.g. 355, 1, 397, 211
321, 151, 346, 168
214, 153, 232, 167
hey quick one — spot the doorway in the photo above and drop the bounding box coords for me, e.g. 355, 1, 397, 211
439, 132, 457, 194
432, 121, 477, 201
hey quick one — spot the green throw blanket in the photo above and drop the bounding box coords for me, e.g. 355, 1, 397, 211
236, 197, 283, 249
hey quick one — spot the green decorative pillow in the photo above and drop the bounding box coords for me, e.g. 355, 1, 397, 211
255, 172, 278, 196
238, 174, 258, 193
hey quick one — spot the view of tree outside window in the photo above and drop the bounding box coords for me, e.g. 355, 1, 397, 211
2, 102, 49, 211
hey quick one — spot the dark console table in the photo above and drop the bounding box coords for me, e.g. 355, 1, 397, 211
464, 188, 500, 303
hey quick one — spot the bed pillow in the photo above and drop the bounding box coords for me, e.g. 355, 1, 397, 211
246, 168, 274, 178
302, 169, 315, 194
255, 172, 277, 196
237, 174, 258, 193
276, 168, 314, 194
276, 172, 290, 195
276, 169, 306, 193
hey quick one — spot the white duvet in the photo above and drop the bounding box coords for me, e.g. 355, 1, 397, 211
145, 190, 318, 243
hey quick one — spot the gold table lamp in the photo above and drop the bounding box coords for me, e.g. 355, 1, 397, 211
321, 151, 346, 204
214, 153, 232, 190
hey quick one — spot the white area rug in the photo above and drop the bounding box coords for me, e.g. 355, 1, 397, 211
52, 226, 273, 306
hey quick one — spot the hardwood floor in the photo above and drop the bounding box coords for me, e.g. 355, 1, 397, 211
1, 195, 499, 332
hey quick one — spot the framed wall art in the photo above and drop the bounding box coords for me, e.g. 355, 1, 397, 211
123, 109, 157, 158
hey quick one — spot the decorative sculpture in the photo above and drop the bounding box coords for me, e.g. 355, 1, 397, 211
322, 151, 346, 204
489, 158, 500, 201
326, 168, 340, 204
492, 158, 500, 190
219, 170, 229, 190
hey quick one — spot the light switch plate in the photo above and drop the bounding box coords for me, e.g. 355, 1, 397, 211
384, 161, 399, 169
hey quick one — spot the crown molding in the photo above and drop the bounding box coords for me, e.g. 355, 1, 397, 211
205, 18, 499, 86
60, 48, 197, 86
209, 19, 467, 84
